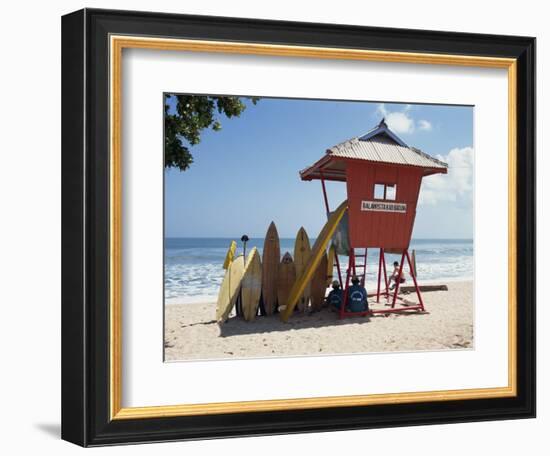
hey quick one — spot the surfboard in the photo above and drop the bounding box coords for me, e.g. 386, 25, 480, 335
310, 252, 328, 311
281, 200, 348, 322
294, 227, 311, 312
261, 222, 280, 315
241, 248, 262, 321
222, 240, 237, 270
277, 252, 296, 313
216, 254, 245, 323
326, 244, 336, 286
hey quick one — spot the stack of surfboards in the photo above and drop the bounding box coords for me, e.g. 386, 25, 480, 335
216, 207, 344, 323
260, 223, 334, 316
216, 246, 262, 324
265, 224, 331, 315
280, 200, 348, 321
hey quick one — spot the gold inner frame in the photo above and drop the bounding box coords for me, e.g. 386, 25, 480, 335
109, 35, 517, 420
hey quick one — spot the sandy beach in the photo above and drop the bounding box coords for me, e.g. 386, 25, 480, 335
164, 280, 473, 361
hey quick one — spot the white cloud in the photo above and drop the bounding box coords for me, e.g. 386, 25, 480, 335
418, 147, 474, 206
376, 104, 432, 134
418, 119, 432, 131
377, 104, 414, 134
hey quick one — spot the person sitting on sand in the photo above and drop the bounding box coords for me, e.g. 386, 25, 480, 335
389, 261, 406, 290
347, 275, 368, 312
326, 280, 343, 310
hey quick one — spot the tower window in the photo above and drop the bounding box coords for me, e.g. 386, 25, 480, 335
386, 184, 397, 200
374, 183, 397, 201
374, 183, 385, 199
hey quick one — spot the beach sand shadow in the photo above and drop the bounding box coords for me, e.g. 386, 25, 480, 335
218, 307, 427, 338
218, 309, 363, 337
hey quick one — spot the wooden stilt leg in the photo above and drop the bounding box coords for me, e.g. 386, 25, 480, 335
406, 250, 425, 311
382, 249, 389, 297
361, 249, 368, 287
391, 250, 406, 308
376, 248, 382, 303
334, 253, 343, 287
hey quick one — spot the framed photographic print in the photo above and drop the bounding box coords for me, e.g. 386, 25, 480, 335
61, 8, 536, 447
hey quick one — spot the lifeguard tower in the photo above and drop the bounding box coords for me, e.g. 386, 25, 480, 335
300, 119, 448, 318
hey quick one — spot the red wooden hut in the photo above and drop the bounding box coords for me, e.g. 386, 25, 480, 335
300, 119, 448, 317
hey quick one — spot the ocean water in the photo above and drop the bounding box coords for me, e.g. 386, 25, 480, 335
164, 238, 473, 303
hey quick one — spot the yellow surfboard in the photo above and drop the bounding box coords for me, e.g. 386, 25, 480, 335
216, 255, 245, 323
241, 248, 262, 321
281, 200, 348, 322
293, 227, 311, 312
222, 240, 237, 270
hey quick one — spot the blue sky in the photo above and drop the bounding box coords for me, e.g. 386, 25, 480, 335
165, 96, 473, 239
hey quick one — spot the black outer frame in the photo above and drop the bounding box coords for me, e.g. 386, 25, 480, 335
61, 8, 536, 447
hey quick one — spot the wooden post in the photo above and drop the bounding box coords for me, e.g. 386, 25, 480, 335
381, 248, 389, 296
319, 169, 343, 288
361, 249, 367, 287
376, 248, 383, 303
406, 250, 424, 311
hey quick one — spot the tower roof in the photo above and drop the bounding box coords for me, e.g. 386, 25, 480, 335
300, 120, 447, 182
